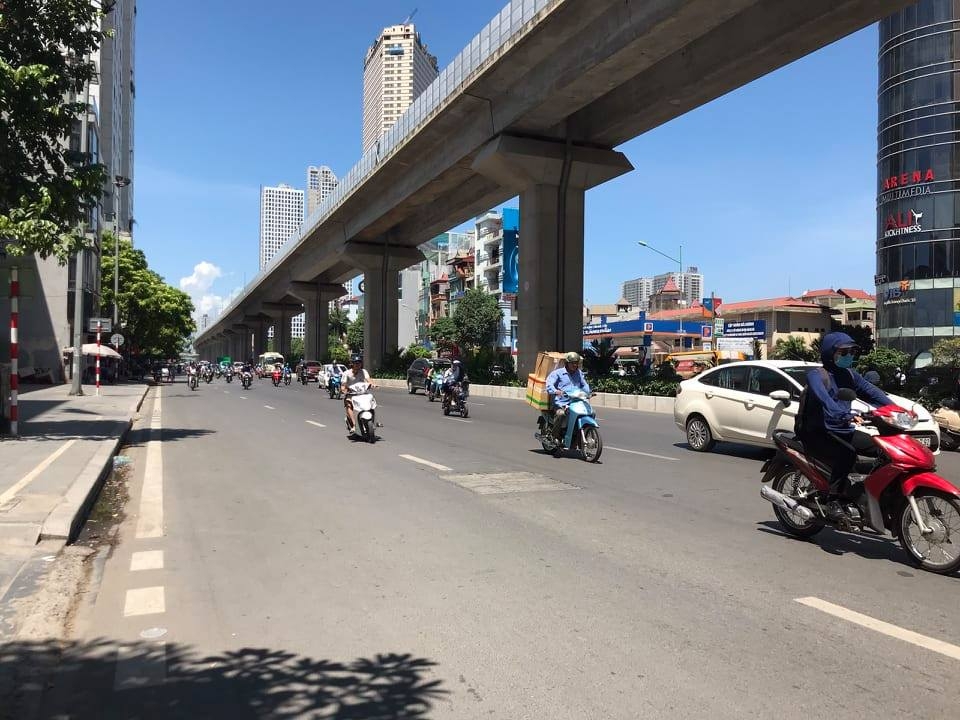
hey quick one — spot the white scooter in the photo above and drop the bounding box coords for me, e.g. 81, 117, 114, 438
345, 381, 378, 443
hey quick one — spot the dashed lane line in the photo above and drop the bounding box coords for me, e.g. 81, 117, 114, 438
448, 418, 472, 424
264, 405, 276, 410
399, 454, 453, 472
0, 438, 77, 506
795, 596, 960, 662
135, 387, 164, 539
306, 420, 326, 428
239, 396, 248, 400
606, 446, 680, 462
130, 550, 164, 572
123, 586, 166, 617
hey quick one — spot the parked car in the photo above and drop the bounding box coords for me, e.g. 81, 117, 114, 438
673, 360, 940, 453
406, 358, 451, 394
300, 360, 323, 382
318, 363, 347, 388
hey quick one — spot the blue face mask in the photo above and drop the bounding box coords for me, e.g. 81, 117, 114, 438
836, 353, 854, 369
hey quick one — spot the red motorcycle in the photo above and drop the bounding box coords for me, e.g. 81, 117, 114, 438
761, 390, 960, 575
271, 368, 282, 387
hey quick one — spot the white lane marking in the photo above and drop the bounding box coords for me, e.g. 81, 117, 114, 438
130, 550, 164, 572
0, 439, 77, 506
239, 396, 248, 400
449, 418, 472, 423
471, 403, 486, 406
306, 420, 326, 428
399, 454, 453, 472
224, 390, 230, 394
114, 642, 167, 690
136, 387, 163, 539
123, 586, 166, 617
796, 597, 960, 662
606, 446, 680, 462
264, 405, 276, 410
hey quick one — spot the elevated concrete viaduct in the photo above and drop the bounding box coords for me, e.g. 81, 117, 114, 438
195, 0, 911, 374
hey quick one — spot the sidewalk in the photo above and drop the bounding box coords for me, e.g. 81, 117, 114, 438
0, 382, 149, 630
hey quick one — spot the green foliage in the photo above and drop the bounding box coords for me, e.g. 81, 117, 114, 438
589, 376, 679, 397
656, 360, 680, 382
326, 335, 350, 364
856, 346, 909, 389
770, 335, 817, 361
582, 338, 617, 376
0, 0, 113, 261
381, 347, 405, 374
452, 288, 502, 349
346, 310, 364, 353
328, 306, 351, 341
752, 339, 764, 359
99, 232, 195, 358
404, 344, 432, 360
428, 316, 457, 349
932, 338, 960, 367
289, 337, 304, 361
832, 323, 874, 354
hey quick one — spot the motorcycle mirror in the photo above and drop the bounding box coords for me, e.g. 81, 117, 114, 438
837, 388, 857, 402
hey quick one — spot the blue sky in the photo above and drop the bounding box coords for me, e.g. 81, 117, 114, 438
135, 1, 879, 319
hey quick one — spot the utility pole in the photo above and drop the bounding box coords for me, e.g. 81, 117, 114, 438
69, 81, 91, 396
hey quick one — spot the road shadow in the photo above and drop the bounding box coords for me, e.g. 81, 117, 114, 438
0, 638, 447, 720
672, 442, 774, 461
755, 520, 960, 577
20, 419, 131, 442
123, 427, 216, 448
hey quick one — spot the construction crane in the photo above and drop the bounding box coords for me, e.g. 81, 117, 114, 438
402, 8, 418, 24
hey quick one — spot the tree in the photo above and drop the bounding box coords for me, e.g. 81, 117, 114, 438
452, 288, 502, 349
328, 306, 351, 341
932, 338, 960, 367
770, 335, 817, 361
583, 338, 617, 376
346, 310, 364, 353
289, 337, 304, 362
831, 323, 874, 355
99, 232, 195, 358
0, 0, 113, 261
856, 346, 909, 388
326, 335, 350, 364
752, 339, 764, 360
428, 316, 457, 349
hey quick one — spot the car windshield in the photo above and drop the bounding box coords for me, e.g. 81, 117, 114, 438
781, 365, 815, 387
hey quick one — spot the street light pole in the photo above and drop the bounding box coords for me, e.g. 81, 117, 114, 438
111, 176, 131, 329
638, 240, 685, 335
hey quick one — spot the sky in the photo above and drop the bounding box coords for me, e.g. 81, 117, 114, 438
134, 1, 880, 321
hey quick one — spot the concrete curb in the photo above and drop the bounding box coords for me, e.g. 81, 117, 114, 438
375, 378, 673, 414
39, 383, 150, 543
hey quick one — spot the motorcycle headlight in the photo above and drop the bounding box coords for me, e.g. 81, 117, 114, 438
890, 411, 918, 430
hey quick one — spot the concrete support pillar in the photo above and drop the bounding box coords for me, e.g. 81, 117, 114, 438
232, 325, 250, 363
289, 282, 346, 361
254, 320, 269, 358
342, 243, 424, 371
472, 135, 633, 376
279, 307, 292, 360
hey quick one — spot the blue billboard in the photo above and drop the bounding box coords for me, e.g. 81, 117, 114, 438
722, 320, 766, 338
502, 207, 519, 294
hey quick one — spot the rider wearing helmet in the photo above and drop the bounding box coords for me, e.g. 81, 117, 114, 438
546, 352, 591, 447
441, 359, 468, 400
343, 354, 374, 431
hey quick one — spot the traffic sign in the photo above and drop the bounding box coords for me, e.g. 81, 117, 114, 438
713, 317, 724, 337
88, 317, 112, 333
110, 333, 125, 347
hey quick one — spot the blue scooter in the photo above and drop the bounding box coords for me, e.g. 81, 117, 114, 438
328, 374, 343, 399
535, 389, 603, 462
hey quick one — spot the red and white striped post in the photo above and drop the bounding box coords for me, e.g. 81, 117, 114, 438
95, 320, 101, 396
9, 266, 19, 437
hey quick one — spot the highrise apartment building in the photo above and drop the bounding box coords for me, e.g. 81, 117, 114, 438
621, 267, 703, 310
361, 23, 438, 154
259, 184, 305, 271
306, 165, 338, 216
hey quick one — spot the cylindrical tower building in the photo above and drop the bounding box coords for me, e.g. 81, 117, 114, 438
878, 0, 960, 356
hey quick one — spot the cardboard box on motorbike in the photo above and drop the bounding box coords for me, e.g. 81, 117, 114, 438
525, 351, 566, 411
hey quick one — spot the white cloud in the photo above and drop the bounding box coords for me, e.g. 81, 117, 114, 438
179, 261, 244, 326
179, 261, 222, 296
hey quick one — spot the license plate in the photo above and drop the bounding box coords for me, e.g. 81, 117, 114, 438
917, 436, 931, 447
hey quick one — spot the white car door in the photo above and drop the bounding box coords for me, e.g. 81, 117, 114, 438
697, 366, 754, 441
739, 366, 801, 444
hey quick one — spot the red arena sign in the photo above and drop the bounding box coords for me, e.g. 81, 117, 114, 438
882, 169, 934, 191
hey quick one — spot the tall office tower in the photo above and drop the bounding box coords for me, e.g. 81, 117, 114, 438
362, 23, 439, 154
100, 0, 136, 234
306, 165, 338, 216
259, 183, 305, 271
621, 267, 703, 310
621, 277, 654, 309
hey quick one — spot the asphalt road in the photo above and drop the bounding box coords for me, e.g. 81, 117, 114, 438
32, 377, 960, 718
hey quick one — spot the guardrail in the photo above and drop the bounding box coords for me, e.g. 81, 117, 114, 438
203, 0, 560, 339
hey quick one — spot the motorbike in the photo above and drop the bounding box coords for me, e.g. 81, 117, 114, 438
203, 367, 214, 384
441, 381, 469, 418
760, 389, 960, 575
215, 366, 222, 379
188, 371, 198, 391
328, 374, 342, 400
932, 400, 960, 451
283, 368, 292, 386
427, 375, 443, 402
225, 368, 234, 383
241, 370, 252, 390
345, 381, 378, 443
299, 368, 309, 385
535, 389, 603, 462
271, 369, 282, 388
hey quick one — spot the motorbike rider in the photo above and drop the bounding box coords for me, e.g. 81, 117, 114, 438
343, 355, 376, 432
797, 332, 891, 506
546, 352, 591, 446
441, 359, 468, 403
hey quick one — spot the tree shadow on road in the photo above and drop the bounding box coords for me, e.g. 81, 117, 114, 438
123, 427, 216, 448
0, 638, 447, 719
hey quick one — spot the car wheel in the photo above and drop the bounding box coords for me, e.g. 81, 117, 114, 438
686, 415, 715, 452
